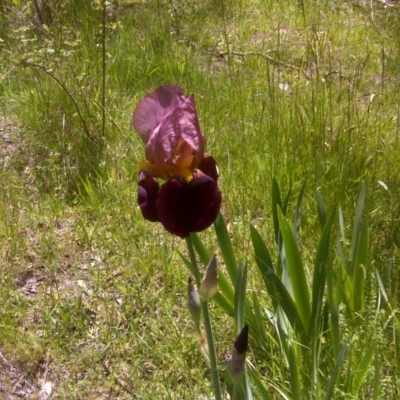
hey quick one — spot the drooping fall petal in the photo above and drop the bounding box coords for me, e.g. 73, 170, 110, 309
133, 85, 184, 144
156, 171, 221, 238
137, 173, 160, 222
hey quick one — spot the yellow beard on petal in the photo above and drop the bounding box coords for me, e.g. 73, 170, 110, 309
136, 160, 160, 177
137, 139, 197, 181
173, 139, 195, 181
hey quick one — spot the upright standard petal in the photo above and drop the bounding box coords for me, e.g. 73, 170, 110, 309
145, 95, 205, 177
156, 171, 221, 238
137, 173, 160, 222
133, 85, 184, 144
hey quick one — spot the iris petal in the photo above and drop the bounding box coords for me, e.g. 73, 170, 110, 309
146, 96, 204, 171
198, 155, 219, 182
133, 85, 184, 144
138, 174, 160, 222
134, 86, 221, 238
156, 172, 221, 238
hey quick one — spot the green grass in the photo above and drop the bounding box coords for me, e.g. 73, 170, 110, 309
1, 0, 400, 398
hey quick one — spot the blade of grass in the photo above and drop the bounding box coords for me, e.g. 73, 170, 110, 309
338, 205, 346, 244
265, 307, 290, 367
324, 340, 350, 400
243, 363, 254, 400
288, 345, 301, 400
247, 368, 273, 400
351, 182, 366, 268
381, 260, 392, 288
251, 291, 277, 349
178, 251, 199, 282
373, 344, 380, 400
336, 232, 347, 272
394, 234, 400, 249
249, 224, 273, 273
375, 268, 389, 304
213, 215, 258, 330
191, 232, 211, 265
339, 260, 354, 312
235, 262, 247, 333
353, 216, 369, 314
351, 340, 376, 395
292, 180, 306, 241
310, 209, 335, 330
233, 261, 256, 392
272, 178, 283, 246
277, 207, 311, 333
214, 213, 237, 284
250, 224, 304, 336
316, 189, 327, 229
326, 254, 340, 360
214, 292, 235, 316
282, 182, 292, 215
264, 268, 305, 338
310, 210, 335, 383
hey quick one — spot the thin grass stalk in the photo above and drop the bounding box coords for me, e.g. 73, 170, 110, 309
101, 0, 107, 140
219, 0, 233, 81
185, 235, 222, 400
21, 61, 93, 141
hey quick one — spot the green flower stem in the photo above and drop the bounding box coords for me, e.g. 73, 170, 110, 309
186, 235, 222, 400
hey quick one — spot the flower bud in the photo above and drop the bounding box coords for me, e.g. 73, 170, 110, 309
199, 255, 218, 301
226, 325, 249, 386
187, 277, 201, 333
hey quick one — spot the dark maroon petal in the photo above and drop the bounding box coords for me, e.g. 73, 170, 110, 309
138, 174, 160, 222
156, 172, 221, 238
188, 172, 221, 232
198, 155, 219, 182
156, 178, 189, 238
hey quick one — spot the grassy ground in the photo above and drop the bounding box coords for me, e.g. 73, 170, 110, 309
1, 0, 400, 398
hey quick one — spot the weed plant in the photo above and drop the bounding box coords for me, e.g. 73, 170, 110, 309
0, 0, 400, 398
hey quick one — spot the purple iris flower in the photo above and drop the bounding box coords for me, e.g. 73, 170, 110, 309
133, 85, 221, 238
